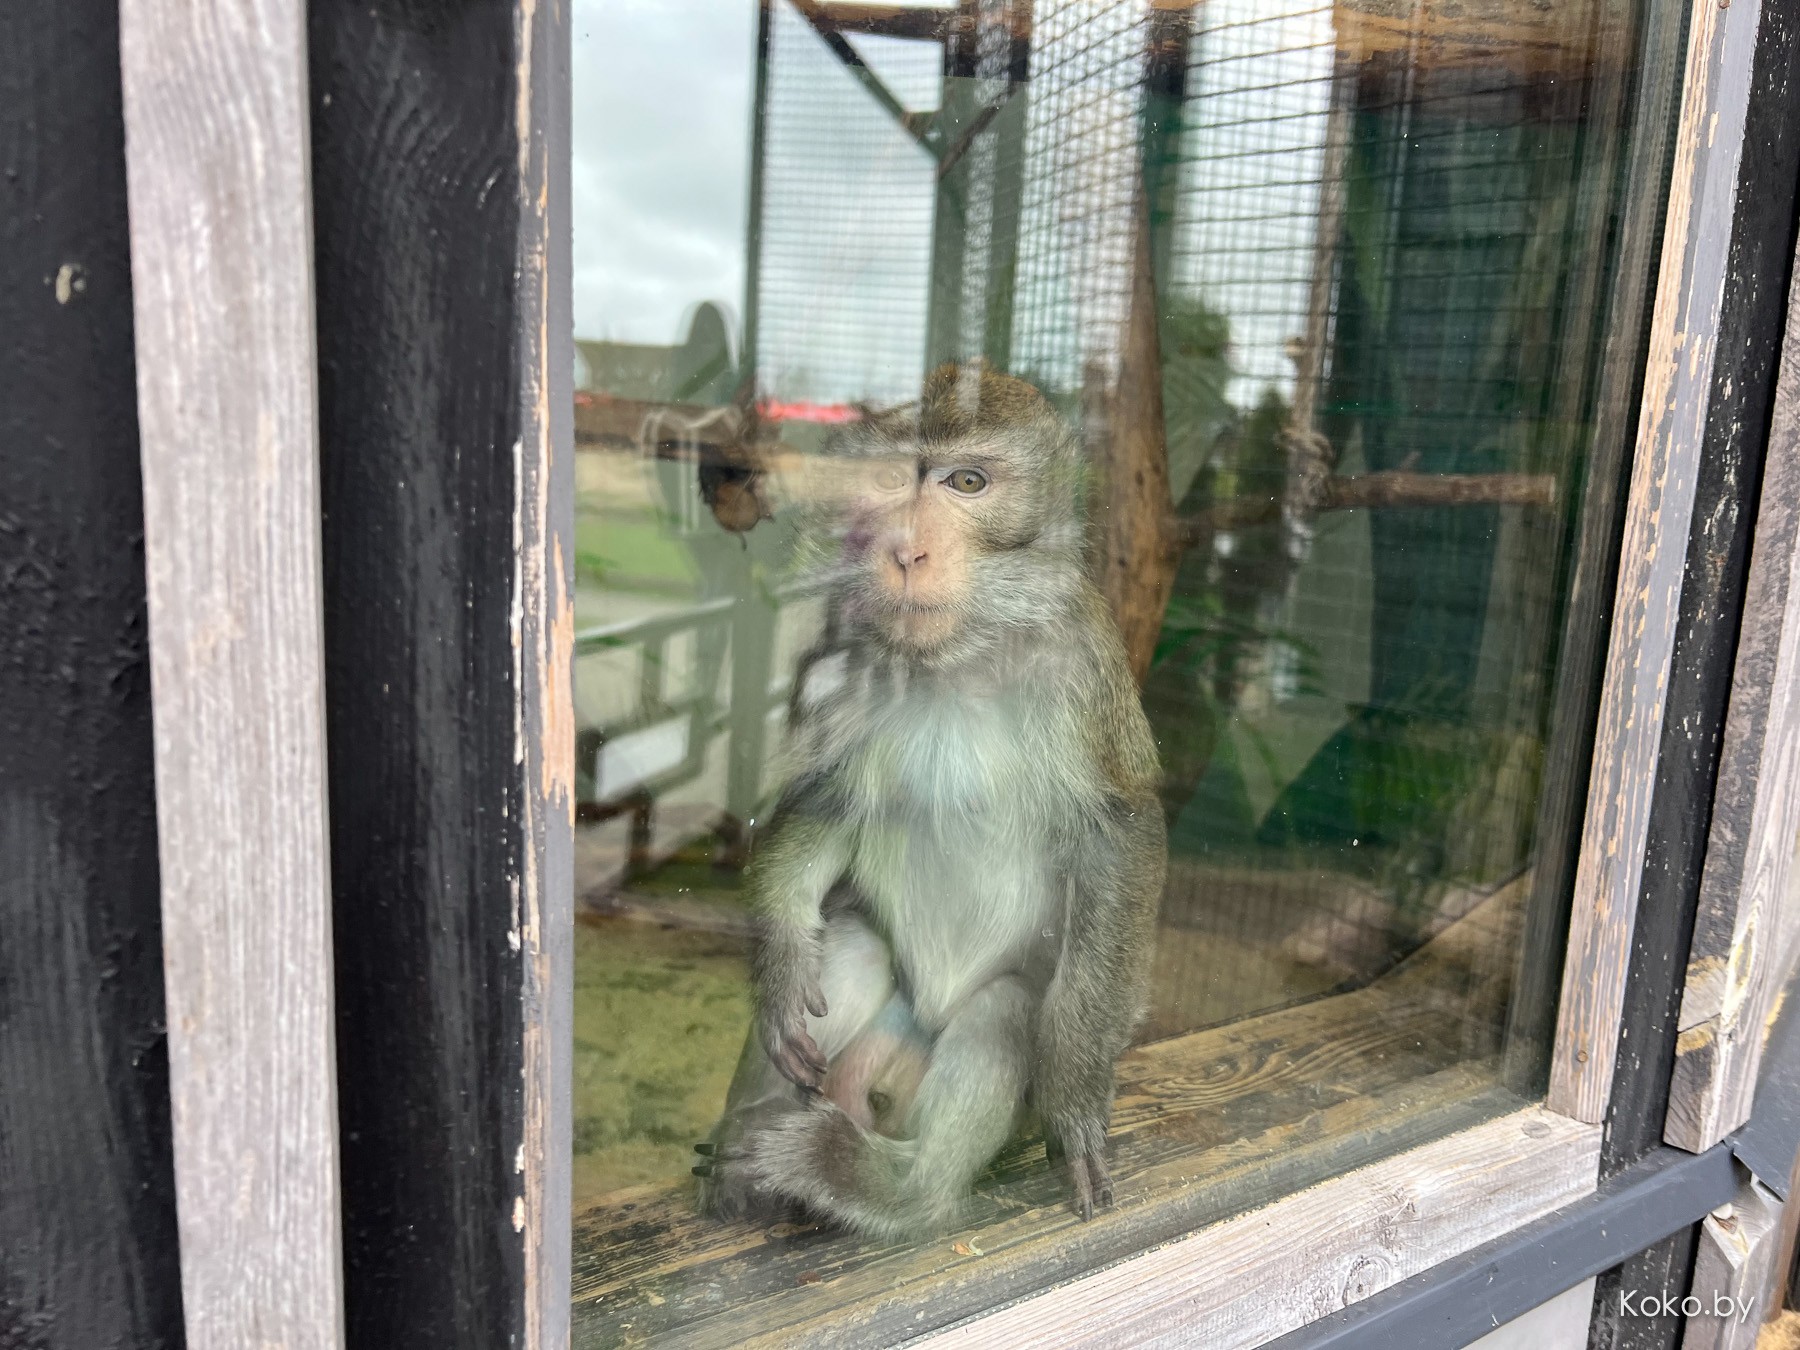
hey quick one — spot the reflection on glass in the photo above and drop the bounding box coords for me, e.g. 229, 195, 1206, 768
571, 0, 1671, 1339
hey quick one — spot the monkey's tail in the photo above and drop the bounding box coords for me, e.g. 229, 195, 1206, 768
743, 1103, 965, 1241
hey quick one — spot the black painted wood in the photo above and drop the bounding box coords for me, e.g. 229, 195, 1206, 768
309, 5, 531, 1345
1585, 2, 1800, 1344
1600, 0, 1800, 1178
0, 3, 184, 1346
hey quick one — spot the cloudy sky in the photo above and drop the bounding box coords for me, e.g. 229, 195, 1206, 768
572, 0, 758, 346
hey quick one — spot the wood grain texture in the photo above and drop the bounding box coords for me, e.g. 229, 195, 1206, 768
0, 3, 184, 1342
1665, 228, 1800, 1152
1684, 1177, 1782, 1350
1098, 197, 1178, 686
921, 1106, 1599, 1350
118, 1, 343, 1346
307, 0, 570, 1345
1588, 0, 1800, 1187
517, 0, 576, 1341
1547, 0, 1767, 1124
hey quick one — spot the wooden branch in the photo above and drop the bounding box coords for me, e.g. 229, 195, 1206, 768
811, 2, 957, 41
1171, 470, 1559, 550
1099, 196, 1179, 687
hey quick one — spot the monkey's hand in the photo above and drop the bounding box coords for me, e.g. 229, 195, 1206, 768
757, 973, 830, 1092
1045, 1114, 1115, 1221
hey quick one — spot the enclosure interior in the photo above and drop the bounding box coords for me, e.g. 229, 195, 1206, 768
568, 0, 1671, 1341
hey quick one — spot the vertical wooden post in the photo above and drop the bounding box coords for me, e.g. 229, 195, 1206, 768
925, 0, 981, 370
1664, 225, 1800, 1152
307, 0, 572, 1342
1548, 0, 1767, 1123
117, 0, 344, 1344
0, 2, 185, 1344
981, 2, 1033, 371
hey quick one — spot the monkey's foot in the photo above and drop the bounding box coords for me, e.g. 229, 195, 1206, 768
1065, 1151, 1114, 1222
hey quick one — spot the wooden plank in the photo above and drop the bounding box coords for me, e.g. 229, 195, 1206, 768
1582, 0, 1800, 1192
0, 2, 184, 1342
1684, 1178, 1783, 1349
517, 0, 576, 1339
1665, 229, 1800, 1152
307, 0, 573, 1344
1547, 0, 1767, 1124
116, 0, 343, 1346
922, 1106, 1600, 1350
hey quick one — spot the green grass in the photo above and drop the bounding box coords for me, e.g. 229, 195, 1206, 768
574, 511, 699, 593
572, 917, 752, 1212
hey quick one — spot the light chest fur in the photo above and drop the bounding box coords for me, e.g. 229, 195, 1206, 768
822, 674, 1079, 1028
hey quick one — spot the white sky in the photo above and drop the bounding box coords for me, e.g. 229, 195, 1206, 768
572, 0, 757, 345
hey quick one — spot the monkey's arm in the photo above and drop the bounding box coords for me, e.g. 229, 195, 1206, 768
1036, 800, 1165, 1218
746, 795, 855, 1092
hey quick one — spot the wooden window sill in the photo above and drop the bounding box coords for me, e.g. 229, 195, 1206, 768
571, 877, 1597, 1347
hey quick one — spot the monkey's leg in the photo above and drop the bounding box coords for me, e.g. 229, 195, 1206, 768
698, 914, 895, 1217
738, 974, 1032, 1240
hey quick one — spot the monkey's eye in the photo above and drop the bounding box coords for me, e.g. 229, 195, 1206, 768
945, 468, 989, 495
872, 464, 911, 492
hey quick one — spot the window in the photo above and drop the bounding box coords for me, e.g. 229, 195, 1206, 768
566, 0, 1681, 1340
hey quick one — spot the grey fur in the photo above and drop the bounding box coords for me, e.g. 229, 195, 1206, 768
699, 365, 1166, 1238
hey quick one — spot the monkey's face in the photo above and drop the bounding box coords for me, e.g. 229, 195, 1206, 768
800, 364, 1085, 658
840, 452, 992, 650
830, 432, 1076, 656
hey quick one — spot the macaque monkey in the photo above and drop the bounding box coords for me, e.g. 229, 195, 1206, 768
694, 362, 1166, 1239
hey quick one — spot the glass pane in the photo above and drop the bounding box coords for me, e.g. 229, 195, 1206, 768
569, 0, 1678, 1338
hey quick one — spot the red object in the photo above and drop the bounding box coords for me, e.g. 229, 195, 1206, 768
757, 399, 859, 424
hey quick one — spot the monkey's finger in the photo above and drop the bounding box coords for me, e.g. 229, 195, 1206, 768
692, 1163, 714, 1178
1068, 1161, 1095, 1222
693, 1142, 715, 1156
1086, 1155, 1115, 1211
773, 1045, 824, 1090
790, 1030, 829, 1077
805, 990, 829, 1019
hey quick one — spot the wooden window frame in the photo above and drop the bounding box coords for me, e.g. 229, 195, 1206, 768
110, 0, 1800, 1345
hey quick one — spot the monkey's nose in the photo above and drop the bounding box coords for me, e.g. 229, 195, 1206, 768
893, 544, 927, 571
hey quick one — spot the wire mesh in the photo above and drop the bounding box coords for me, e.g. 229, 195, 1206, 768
734, 0, 1646, 1031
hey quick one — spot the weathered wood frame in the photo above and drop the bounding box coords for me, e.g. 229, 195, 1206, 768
99, 0, 1797, 1341
118, 0, 345, 1344
115, 0, 574, 1346
1664, 225, 1800, 1152
1547, 0, 1775, 1123
307, 1, 573, 1348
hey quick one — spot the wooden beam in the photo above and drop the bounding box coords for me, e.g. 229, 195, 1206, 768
117, 0, 344, 1345
813, 2, 959, 41
1685, 1177, 1783, 1349
1664, 225, 1800, 1153
1172, 470, 1558, 545
921, 1106, 1600, 1349
0, 1, 184, 1342
308, 0, 573, 1344
1548, 0, 1767, 1124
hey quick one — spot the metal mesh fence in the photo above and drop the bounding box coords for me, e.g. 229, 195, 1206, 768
727, 0, 1648, 1028
753, 2, 938, 402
